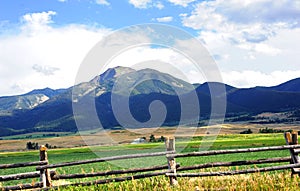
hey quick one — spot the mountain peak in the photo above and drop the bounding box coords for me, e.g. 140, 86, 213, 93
97, 66, 135, 84
24, 87, 66, 98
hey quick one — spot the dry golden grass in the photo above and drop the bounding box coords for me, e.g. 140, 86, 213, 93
52, 171, 300, 191
1, 124, 300, 152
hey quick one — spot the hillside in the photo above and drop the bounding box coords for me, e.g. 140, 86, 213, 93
0, 88, 66, 114
256, 78, 300, 92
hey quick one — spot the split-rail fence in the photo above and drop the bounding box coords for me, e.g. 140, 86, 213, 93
1, 131, 300, 190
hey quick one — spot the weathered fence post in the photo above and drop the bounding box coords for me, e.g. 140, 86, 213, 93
284, 132, 292, 145
39, 145, 51, 188
292, 132, 298, 145
284, 131, 300, 175
165, 137, 178, 186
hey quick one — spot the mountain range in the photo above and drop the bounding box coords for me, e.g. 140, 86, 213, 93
0, 66, 300, 136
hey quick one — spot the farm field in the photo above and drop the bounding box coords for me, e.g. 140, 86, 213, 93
1, 123, 299, 152
1, 132, 299, 190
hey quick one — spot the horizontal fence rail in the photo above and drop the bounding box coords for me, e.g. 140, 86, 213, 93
2, 182, 43, 191
167, 144, 300, 158
167, 163, 300, 177
0, 161, 48, 169
52, 164, 180, 180
43, 170, 174, 191
0, 170, 56, 181
176, 157, 291, 172
36, 151, 175, 171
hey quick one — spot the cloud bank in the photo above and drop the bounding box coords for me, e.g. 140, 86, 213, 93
0, 11, 110, 96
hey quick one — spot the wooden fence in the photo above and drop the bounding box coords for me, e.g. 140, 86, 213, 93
1, 132, 300, 190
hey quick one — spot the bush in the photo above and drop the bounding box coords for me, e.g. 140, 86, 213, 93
157, 136, 165, 142
149, 135, 165, 142
26, 142, 39, 150
240, 129, 253, 134
26, 142, 53, 150
259, 127, 285, 133
149, 134, 156, 142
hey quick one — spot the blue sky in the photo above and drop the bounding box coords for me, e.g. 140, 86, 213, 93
0, 0, 300, 96
0, 0, 185, 28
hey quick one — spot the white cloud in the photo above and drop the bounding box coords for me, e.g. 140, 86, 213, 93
0, 12, 110, 96
57, 0, 67, 2
104, 36, 223, 85
128, 0, 164, 9
32, 64, 60, 76
156, 16, 173, 23
107, 45, 300, 88
95, 0, 110, 6
238, 43, 281, 57
129, 0, 152, 9
22, 11, 56, 26
219, 0, 300, 25
155, 1, 164, 9
180, 0, 300, 79
182, 0, 300, 46
222, 70, 300, 88
199, 27, 300, 70
167, 0, 195, 7
106, 46, 200, 84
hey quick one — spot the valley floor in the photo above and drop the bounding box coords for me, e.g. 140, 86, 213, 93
0, 123, 300, 152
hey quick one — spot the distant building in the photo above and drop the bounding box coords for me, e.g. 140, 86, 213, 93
131, 138, 146, 144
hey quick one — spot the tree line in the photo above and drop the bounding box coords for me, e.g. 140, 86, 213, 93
26, 142, 56, 150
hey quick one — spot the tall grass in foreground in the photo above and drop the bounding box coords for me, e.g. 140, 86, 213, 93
55, 171, 299, 191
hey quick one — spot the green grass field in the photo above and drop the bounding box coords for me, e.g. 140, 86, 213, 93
0, 133, 298, 190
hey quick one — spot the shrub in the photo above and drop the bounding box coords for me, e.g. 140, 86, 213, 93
240, 129, 253, 134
